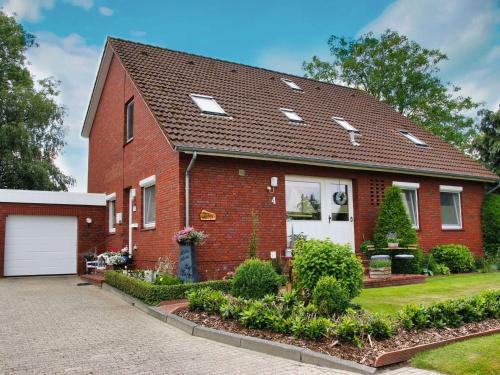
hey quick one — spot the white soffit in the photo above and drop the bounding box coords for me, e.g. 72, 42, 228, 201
0, 189, 106, 206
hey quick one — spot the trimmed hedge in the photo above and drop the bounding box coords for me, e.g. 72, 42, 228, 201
481, 193, 500, 258
431, 244, 475, 273
104, 270, 231, 305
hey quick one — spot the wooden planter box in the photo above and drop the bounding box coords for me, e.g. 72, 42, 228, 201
369, 267, 391, 279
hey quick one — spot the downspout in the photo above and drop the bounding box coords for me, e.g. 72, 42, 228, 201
185, 152, 198, 227
486, 182, 500, 195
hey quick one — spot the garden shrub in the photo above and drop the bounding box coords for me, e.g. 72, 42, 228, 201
293, 239, 364, 299
335, 309, 394, 347
154, 273, 182, 286
373, 186, 418, 249
187, 287, 228, 314
312, 276, 350, 316
398, 290, 500, 330
431, 244, 475, 273
231, 258, 280, 299
481, 193, 500, 259
104, 271, 231, 304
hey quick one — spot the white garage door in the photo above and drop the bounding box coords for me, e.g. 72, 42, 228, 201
4, 215, 78, 276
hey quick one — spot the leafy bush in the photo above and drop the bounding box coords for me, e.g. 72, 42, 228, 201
359, 240, 374, 256
432, 263, 450, 275
481, 194, 500, 259
104, 271, 231, 304
398, 290, 500, 330
231, 258, 280, 299
303, 317, 332, 340
367, 314, 394, 340
293, 239, 364, 299
154, 273, 182, 286
369, 258, 391, 268
335, 309, 368, 347
431, 244, 475, 273
187, 287, 228, 314
312, 276, 350, 316
373, 186, 418, 249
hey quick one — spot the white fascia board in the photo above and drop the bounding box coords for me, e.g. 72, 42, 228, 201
81, 42, 114, 138
139, 175, 156, 188
440, 185, 463, 193
0, 189, 106, 206
393, 181, 420, 189
105, 192, 116, 201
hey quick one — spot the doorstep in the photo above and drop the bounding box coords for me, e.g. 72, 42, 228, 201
80, 273, 105, 287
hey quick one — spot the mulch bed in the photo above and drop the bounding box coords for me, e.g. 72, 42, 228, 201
177, 309, 500, 367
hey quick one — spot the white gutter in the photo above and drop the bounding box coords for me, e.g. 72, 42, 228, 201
185, 152, 198, 227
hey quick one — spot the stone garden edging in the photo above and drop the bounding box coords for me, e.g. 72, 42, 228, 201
101, 283, 377, 374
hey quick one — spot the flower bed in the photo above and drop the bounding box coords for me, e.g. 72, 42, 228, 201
104, 270, 231, 305
175, 289, 500, 367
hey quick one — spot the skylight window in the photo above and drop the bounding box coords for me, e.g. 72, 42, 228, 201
333, 117, 358, 132
190, 94, 227, 115
280, 108, 303, 123
399, 130, 428, 147
281, 78, 302, 91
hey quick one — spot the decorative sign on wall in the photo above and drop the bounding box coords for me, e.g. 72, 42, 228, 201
200, 209, 216, 221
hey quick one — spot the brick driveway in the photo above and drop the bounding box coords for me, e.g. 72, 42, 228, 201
0, 277, 438, 375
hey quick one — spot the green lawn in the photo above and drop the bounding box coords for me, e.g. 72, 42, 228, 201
353, 272, 500, 315
412, 334, 500, 375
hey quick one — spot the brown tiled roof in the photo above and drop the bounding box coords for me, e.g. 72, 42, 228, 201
107, 37, 498, 181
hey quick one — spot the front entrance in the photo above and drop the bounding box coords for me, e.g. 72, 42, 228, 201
285, 176, 355, 250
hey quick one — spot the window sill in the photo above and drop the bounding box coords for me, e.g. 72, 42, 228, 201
441, 227, 463, 231
124, 137, 134, 146
142, 225, 156, 231
108, 229, 116, 235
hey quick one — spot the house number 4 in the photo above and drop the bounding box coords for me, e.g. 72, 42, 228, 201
271, 196, 276, 205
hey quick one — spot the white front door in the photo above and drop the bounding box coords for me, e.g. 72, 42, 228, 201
285, 176, 355, 250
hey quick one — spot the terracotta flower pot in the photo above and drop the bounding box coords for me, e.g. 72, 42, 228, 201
388, 242, 399, 249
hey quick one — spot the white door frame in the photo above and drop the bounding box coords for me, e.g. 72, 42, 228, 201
285, 175, 355, 250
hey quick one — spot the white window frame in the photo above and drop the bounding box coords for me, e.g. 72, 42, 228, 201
126, 100, 134, 142
280, 108, 304, 123
140, 175, 156, 229
399, 130, 428, 147
190, 94, 227, 116
106, 192, 116, 234
281, 78, 302, 91
393, 181, 420, 229
333, 117, 358, 132
439, 185, 463, 230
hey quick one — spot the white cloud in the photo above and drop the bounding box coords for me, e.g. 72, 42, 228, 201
26, 32, 101, 191
130, 30, 147, 37
64, 0, 93, 10
1, 0, 54, 22
360, 0, 500, 110
256, 46, 329, 76
98, 5, 113, 16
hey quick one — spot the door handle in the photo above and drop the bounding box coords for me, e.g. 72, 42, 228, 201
328, 214, 332, 224
350, 216, 353, 222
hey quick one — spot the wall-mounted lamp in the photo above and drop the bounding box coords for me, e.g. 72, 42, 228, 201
267, 177, 278, 193
85, 217, 92, 226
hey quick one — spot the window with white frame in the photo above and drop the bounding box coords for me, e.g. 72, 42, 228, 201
399, 130, 427, 147
440, 185, 463, 229
126, 100, 134, 142
281, 78, 302, 91
190, 94, 227, 116
393, 182, 420, 229
106, 193, 116, 233
140, 175, 156, 228
280, 108, 304, 123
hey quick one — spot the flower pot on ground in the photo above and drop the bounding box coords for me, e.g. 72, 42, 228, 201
369, 255, 391, 279
173, 227, 206, 283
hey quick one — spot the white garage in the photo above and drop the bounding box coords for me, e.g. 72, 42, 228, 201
4, 215, 78, 276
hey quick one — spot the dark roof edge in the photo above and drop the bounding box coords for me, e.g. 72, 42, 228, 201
175, 146, 499, 183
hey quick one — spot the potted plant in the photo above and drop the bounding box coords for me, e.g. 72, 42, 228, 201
173, 227, 206, 282
369, 256, 392, 279
386, 232, 400, 248
108, 253, 126, 270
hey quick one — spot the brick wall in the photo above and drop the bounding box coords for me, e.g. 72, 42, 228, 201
87, 54, 181, 270
0, 203, 105, 276
183, 155, 486, 279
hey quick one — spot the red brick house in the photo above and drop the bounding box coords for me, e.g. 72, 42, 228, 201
82, 37, 498, 280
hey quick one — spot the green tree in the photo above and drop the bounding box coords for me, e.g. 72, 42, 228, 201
373, 186, 418, 248
472, 109, 500, 176
303, 30, 480, 151
248, 210, 258, 258
0, 11, 73, 190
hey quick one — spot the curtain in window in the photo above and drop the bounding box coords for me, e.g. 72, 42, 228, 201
440, 192, 460, 226
402, 190, 418, 227
144, 185, 156, 225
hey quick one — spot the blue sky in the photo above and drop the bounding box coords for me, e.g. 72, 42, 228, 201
2, 0, 500, 191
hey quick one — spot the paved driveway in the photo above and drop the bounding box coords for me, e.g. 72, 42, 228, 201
0, 277, 437, 375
